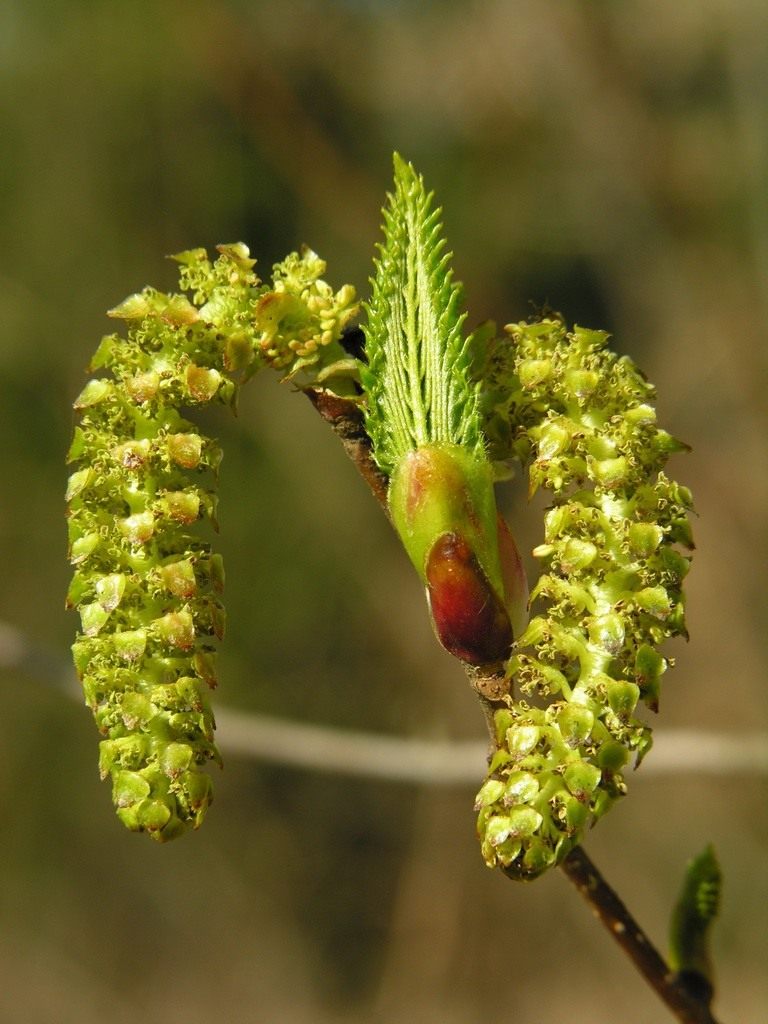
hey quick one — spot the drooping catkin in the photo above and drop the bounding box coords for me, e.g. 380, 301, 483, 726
475, 319, 693, 878
66, 244, 357, 839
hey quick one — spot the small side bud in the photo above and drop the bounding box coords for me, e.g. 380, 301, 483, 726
668, 845, 722, 1005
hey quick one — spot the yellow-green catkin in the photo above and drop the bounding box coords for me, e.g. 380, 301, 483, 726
66, 244, 357, 839
475, 319, 693, 878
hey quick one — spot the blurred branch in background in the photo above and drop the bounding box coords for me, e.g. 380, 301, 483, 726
2, 620, 765, 785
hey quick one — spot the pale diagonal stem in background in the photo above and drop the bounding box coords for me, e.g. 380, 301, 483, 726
0, 619, 763, 785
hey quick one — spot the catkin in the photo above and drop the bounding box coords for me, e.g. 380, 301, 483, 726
66, 244, 357, 839
475, 319, 693, 878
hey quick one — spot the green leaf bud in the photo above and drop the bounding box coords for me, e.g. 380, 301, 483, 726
389, 445, 502, 596
668, 845, 721, 1001
363, 163, 529, 667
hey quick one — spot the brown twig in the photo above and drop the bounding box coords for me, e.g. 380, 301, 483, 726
306, 386, 723, 1024
304, 388, 389, 510
559, 846, 721, 1024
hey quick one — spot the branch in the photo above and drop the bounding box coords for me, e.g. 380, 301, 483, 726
559, 846, 722, 1024
305, 389, 390, 510
303, 387, 726, 1024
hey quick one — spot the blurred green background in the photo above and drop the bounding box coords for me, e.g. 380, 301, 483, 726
1, 1, 766, 1021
